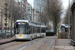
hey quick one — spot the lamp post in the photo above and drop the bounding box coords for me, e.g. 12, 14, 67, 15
11, 0, 13, 37
21, 0, 22, 19
68, 0, 70, 39
1, 9, 3, 38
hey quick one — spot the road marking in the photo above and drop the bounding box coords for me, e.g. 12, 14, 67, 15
0, 42, 14, 47
0, 41, 26, 48
18, 39, 40, 50
46, 39, 54, 50
54, 39, 57, 50
0, 44, 8, 47
36, 39, 49, 50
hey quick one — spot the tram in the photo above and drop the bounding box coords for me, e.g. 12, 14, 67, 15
14, 20, 46, 40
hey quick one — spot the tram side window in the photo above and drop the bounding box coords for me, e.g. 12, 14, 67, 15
33, 26, 35, 33
30, 26, 33, 34
29, 26, 36, 34
14, 24, 16, 34
37, 27, 39, 33
37, 27, 40, 33
39, 27, 40, 33
26, 25, 30, 34
41, 27, 46, 33
34, 27, 37, 33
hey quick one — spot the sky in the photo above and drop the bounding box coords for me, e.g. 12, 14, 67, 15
61, 0, 73, 18
27, 0, 73, 9
62, 0, 72, 10
27, 0, 34, 7
27, 0, 73, 17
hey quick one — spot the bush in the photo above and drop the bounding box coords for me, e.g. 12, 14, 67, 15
46, 32, 56, 36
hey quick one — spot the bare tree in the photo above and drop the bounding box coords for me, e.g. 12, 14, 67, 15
6, 0, 22, 22
43, 0, 62, 33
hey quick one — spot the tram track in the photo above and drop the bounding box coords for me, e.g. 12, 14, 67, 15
2, 38, 42, 50
46, 39, 54, 50
0, 41, 24, 50
35, 38, 55, 50
21, 37, 56, 50
18, 39, 41, 50
0, 36, 57, 50
0, 39, 34, 50
36, 39, 49, 50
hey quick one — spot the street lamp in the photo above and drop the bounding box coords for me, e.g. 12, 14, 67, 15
11, 0, 13, 37
68, 0, 70, 39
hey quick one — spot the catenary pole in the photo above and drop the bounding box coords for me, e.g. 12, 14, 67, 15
11, 0, 13, 37
68, 0, 70, 39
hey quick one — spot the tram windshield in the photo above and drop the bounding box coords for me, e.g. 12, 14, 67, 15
15, 22, 29, 34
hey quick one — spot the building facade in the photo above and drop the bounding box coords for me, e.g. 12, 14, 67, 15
0, 0, 15, 29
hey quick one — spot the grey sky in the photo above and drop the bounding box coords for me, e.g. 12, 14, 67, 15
28, 0, 34, 7
28, 0, 73, 17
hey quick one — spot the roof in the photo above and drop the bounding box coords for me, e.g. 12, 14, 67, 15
16, 20, 45, 25
16, 20, 29, 23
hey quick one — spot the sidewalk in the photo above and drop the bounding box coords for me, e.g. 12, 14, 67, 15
55, 39, 75, 50
0, 37, 15, 44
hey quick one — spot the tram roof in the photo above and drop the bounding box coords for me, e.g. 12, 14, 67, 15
16, 20, 46, 27
16, 20, 29, 23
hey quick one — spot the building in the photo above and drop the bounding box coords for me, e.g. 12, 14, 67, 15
71, 2, 75, 45
22, 0, 40, 22
26, 2, 32, 21
34, 0, 47, 23
0, 0, 13, 28
34, 0, 47, 12
0, 0, 18, 29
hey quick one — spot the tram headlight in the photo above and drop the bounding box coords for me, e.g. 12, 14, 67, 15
24, 35, 27, 36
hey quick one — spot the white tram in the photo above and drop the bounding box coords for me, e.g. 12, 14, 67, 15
14, 20, 46, 40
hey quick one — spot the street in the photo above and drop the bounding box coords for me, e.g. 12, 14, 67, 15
0, 36, 57, 50
0, 0, 75, 50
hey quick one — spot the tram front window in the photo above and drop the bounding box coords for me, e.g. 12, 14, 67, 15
15, 22, 28, 34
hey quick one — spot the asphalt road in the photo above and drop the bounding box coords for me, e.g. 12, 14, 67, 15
0, 36, 57, 50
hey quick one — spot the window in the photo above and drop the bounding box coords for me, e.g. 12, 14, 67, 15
41, 27, 46, 33
15, 22, 29, 34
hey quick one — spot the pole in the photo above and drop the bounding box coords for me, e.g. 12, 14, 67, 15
1, 9, 3, 38
40, 0, 42, 37
40, 6, 41, 37
21, 0, 22, 19
11, 0, 13, 37
68, 0, 70, 39
58, 23, 61, 39
5, 0, 7, 38
31, 7, 32, 21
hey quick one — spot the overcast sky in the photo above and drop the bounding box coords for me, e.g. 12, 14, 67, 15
61, 0, 72, 10
27, 0, 73, 17
61, 0, 73, 18
28, 0, 34, 7
27, 0, 72, 9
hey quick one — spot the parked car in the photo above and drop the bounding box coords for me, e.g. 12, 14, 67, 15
6, 31, 14, 38
49, 30, 54, 32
